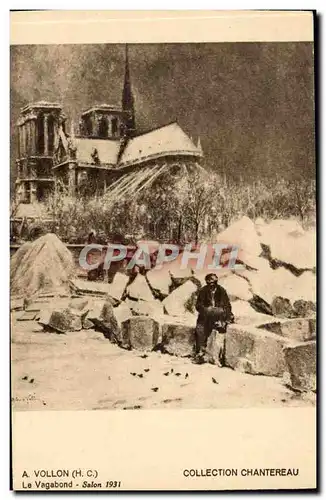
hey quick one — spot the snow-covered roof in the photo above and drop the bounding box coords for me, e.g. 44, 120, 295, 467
71, 121, 202, 167
81, 104, 122, 116
119, 122, 203, 166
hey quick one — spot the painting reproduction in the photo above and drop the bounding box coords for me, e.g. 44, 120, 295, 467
10, 10, 317, 491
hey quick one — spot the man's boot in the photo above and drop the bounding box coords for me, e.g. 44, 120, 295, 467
194, 323, 207, 364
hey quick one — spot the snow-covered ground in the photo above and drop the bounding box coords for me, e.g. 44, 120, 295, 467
11, 312, 315, 412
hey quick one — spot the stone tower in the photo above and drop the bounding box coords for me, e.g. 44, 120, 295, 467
79, 104, 126, 139
15, 101, 65, 204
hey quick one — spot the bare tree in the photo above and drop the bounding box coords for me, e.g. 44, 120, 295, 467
182, 170, 217, 245
290, 177, 316, 223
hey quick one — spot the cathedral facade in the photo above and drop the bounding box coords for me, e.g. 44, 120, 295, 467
14, 47, 203, 212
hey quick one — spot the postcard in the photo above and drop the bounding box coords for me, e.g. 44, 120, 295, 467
10, 10, 316, 491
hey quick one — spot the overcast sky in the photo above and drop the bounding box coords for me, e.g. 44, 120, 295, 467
10, 42, 315, 183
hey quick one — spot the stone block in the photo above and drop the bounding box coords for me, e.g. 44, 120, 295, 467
86, 299, 121, 342
258, 318, 316, 342
216, 216, 262, 257
271, 296, 296, 318
163, 280, 198, 316
82, 317, 94, 330
283, 341, 316, 392
161, 320, 196, 357
47, 308, 83, 333
10, 298, 24, 311
219, 273, 252, 301
259, 222, 315, 271
295, 271, 316, 303
113, 302, 133, 326
146, 268, 172, 297
164, 253, 193, 287
127, 274, 155, 302
121, 316, 160, 351
206, 330, 225, 366
70, 278, 111, 297
70, 275, 128, 305
244, 267, 297, 307
293, 300, 316, 318
68, 298, 90, 311
231, 300, 275, 326
38, 308, 53, 327
125, 298, 164, 318
107, 272, 129, 302
17, 311, 38, 321
235, 252, 271, 273
225, 324, 291, 376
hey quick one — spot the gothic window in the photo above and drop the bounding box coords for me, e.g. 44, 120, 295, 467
37, 115, 44, 155
25, 123, 30, 156
25, 183, 31, 204
85, 116, 93, 136
47, 115, 55, 154
99, 116, 108, 138
79, 120, 85, 136
112, 117, 118, 136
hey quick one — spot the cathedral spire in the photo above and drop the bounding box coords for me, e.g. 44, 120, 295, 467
122, 44, 136, 137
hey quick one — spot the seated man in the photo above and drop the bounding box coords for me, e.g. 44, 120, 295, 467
194, 273, 234, 364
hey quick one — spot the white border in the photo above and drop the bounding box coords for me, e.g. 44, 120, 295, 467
3, 4, 322, 499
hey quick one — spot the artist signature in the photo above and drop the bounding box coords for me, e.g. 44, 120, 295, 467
11, 394, 37, 402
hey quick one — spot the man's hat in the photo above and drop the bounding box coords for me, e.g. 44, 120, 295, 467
205, 273, 218, 282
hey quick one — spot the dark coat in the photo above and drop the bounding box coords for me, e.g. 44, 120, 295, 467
195, 284, 233, 327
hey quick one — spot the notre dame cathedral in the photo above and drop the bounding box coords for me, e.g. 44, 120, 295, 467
13, 46, 203, 216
